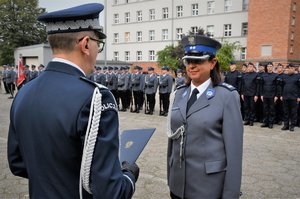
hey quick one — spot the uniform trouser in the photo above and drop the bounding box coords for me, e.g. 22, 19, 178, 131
159, 93, 170, 113
3, 81, 9, 93
125, 89, 131, 109
7, 83, 15, 97
283, 99, 298, 127
298, 104, 300, 126
118, 90, 127, 109
146, 93, 156, 112
244, 96, 256, 122
111, 90, 118, 105
240, 95, 245, 120
275, 99, 284, 123
255, 96, 264, 122
263, 97, 275, 124
133, 91, 143, 110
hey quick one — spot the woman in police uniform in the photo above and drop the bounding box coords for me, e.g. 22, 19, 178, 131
167, 35, 243, 199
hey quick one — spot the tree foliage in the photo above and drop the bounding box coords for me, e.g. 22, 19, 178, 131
0, 0, 47, 65
157, 26, 240, 72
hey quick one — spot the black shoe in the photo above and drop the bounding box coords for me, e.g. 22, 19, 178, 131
281, 126, 289, 130
8, 96, 14, 99
249, 121, 254, 126
277, 121, 282, 125
244, 121, 250, 125
159, 111, 165, 116
260, 123, 268, 128
136, 110, 140, 113
268, 124, 273, 129
289, 126, 294, 131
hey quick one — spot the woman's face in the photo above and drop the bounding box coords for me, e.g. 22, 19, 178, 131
186, 58, 216, 86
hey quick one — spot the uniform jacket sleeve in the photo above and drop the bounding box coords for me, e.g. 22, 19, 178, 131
222, 90, 243, 199
167, 76, 173, 93
77, 89, 135, 199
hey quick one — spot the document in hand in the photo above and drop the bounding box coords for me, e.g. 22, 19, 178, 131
119, 128, 156, 164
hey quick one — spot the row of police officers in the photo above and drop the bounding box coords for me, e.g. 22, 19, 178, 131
224, 61, 300, 131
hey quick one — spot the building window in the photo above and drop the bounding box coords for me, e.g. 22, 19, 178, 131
162, 29, 168, 40
291, 32, 294, 40
125, 0, 129, 3
207, 1, 215, 14
125, 32, 130, 42
125, 51, 130, 61
125, 12, 130, 23
261, 45, 272, 56
291, 16, 296, 26
176, 28, 183, 40
114, 51, 119, 61
224, 24, 232, 37
207, 25, 214, 37
241, 22, 248, 36
191, 26, 198, 34
293, 2, 297, 12
162, 7, 169, 19
137, 31, 142, 42
192, 4, 199, 16
149, 50, 155, 61
241, 47, 246, 60
290, 45, 294, 54
114, 33, 119, 43
114, 14, 119, 24
149, 9, 155, 20
242, 0, 248, 11
176, 5, 183, 18
149, 30, 155, 41
137, 51, 142, 61
113, 0, 118, 5
224, 0, 232, 12
137, 10, 142, 22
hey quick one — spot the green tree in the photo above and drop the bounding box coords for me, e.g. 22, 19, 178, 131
0, 0, 47, 65
157, 45, 180, 72
216, 40, 241, 71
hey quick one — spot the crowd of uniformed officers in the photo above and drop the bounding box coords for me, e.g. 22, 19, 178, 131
224, 61, 300, 131
1, 64, 45, 99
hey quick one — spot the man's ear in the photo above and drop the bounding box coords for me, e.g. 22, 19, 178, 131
79, 36, 90, 55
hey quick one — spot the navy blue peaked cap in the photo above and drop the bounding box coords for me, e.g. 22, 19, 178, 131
38, 3, 106, 39
162, 66, 169, 71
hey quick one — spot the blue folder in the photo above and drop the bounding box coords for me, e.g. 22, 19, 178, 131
119, 128, 156, 164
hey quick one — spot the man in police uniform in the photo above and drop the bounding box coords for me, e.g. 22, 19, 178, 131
118, 66, 129, 111
6, 65, 17, 99
30, 64, 38, 80
2, 65, 10, 94
144, 67, 158, 115
158, 66, 173, 116
175, 69, 185, 89
106, 66, 118, 97
131, 66, 143, 113
224, 61, 242, 90
7, 4, 139, 198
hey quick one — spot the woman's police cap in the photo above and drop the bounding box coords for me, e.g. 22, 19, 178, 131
37, 3, 106, 39
181, 35, 221, 58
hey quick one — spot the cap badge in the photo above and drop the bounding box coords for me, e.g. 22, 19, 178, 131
188, 36, 195, 45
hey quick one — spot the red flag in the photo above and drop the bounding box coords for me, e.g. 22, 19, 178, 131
17, 55, 25, 87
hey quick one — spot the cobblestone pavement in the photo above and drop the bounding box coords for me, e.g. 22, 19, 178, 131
1, 87, 300, 199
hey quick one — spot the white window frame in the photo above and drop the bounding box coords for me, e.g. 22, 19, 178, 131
137, 31, 142, 42
293, 2, 297, 12
149, 9, 155, 20
224, 0, 232, 12
176, 28, 183, 40
192, 4, 199, 16
241, 22, 248, 36
243, 0, 248, 11
191, 26, 198, 34
224, 24, 232, 37
113, 0, 118, 5
149, 50, 155, 61
162, 7, 169, 19
207, 1, 215, 14
114, 51, 119, 61
125, 12, 130, 23
137, 10, 142, 22
176, 5, 183, 18
125, 51, 130, 61
291, 31, 294, 40
125, 32, 130, 42
162, 29, 168, 40
149, 30, 155, 41
291, 16, 296, 26
137, 51, 142, 61
241, 47, 246, 60
114, 33, 119, 43
114, 14, 119, 24
206, 25, 214, 37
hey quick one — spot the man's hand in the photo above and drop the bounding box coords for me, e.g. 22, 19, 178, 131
121, 161, 140, 181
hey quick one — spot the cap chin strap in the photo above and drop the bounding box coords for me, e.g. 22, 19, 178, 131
182, 55, 210, 60
80, 86, 102, 199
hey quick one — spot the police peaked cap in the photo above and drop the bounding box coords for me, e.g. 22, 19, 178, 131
181, 35, 221, 56
114, 66, 119, 70
103, 66, 108, 70
37, 3, 106, 39
148, 67, 154, 71
162, 66, 169, 71
108, 66, 113, 70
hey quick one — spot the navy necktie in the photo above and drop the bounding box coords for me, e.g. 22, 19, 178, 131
187, 88, 199, 113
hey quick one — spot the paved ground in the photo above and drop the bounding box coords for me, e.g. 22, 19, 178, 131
0, 85, 300, 199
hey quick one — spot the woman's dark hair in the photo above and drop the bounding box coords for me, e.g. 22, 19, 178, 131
185, 54, 221, 87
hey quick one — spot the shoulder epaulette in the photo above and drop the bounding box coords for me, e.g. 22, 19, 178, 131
218, 82, 236, 91
175, 84, 188, 91
80, 76, 108, 90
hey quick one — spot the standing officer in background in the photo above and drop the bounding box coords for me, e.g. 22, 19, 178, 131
175, 69, 185, 89
158, 66, 173, 116
280, 64, 300, 131
260, 62, 279, 129
167, 35, 243, 199
106, 66, 118, 98
255, 63, 265, 123
7, 4, 139, 199
224, 61, 242, 90
118, 66, 129, 111
6, 65, 17, 99
144, 67, 158, 115
131, 66, 143, 113
241, 62, 258, 126
30, 65, 38, 80
275, 63, 285, 125
2, 65, 10, 94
